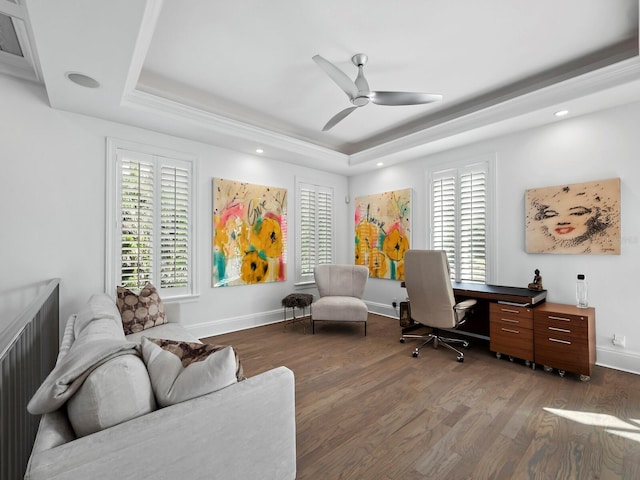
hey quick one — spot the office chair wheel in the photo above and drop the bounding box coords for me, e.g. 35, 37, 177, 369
457, 356, 464, 362
580, 375, 590, 382
463, 341, 470, 349
400, 337, 405, 343
543, 365, 553, 373
558, 370, 566, 378
412, 350, 419, 358
495, 352, 502, 359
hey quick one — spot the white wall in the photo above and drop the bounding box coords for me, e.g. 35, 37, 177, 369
2, 72, 639, 374
350, 101, 640, 375
0, 75, 349, 337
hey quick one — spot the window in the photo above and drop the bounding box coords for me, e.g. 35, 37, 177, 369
430, 159, 492, 283
296, 181, 334, 283
106, 139, 197, 299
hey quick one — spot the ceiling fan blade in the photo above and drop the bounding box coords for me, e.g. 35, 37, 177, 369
322, 106, 359, 131
354, 66, 370, 92
369, 91, 443, 106
313, 54, 358, 100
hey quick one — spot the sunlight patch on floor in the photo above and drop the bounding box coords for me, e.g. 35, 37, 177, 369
545, 408, 640, 443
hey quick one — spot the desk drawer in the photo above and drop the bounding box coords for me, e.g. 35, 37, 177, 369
490, 303, 533, 329
534, 331, 590, 375
534, 312, 589, 338
490, 321, 533, 360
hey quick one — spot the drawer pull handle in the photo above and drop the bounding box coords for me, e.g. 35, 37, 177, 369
501, 318, 520, 324
501, 328, 520, 334
548, 315, 571, 322
548, 327, 570, 333
501, 308, 519, 314
549, 338, 571, 345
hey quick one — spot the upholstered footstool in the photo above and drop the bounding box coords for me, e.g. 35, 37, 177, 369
281, 293, 313, 332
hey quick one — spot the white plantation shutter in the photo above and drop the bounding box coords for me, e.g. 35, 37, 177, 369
120, 156, 155, 288
459, 168, 486, 282
110, 140, 196, 299
431, 162, 488, 283
160, 165, 190, 289
299, 187, 316, 276
432, 173, 457, 278
297, 182, 334, 282
317, 189, 333, 265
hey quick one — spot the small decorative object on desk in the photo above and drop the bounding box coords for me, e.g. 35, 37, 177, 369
527, 269, 543, 291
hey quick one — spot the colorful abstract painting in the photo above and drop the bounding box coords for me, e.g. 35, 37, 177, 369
213, 178, 287, 287
354, 188, 411, 280
526, 177, 620, 254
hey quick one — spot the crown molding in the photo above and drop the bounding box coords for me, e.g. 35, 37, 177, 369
349, 56, 640, 166
123, 88, 349, 168
124, 54, 640, 173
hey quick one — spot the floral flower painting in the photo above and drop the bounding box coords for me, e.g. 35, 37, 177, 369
354, 188, 411, 280
213, 178, 287, 287
525, 177, 620, 254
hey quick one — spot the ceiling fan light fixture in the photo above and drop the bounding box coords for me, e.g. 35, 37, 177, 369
353, 96, 369, 107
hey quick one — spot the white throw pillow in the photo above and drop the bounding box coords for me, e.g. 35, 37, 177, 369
66, 354, 157, 437
141, 337, 238, 408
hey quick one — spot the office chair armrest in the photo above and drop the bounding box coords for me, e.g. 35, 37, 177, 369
454, 299, 477, 311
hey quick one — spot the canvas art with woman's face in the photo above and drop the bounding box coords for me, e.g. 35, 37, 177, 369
525, 178, 620, 254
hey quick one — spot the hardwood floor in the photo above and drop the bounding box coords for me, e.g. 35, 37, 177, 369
203, 314, 640, 479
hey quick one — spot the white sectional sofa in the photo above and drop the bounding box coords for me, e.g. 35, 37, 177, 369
24, 293, 296, 480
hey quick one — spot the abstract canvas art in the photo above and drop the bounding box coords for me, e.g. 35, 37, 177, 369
525, 177, 620, 254
354, 188, 411, 280
213, 178, 287, 287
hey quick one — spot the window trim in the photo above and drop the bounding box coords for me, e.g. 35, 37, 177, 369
427, 154, 496, 284
106, 137, 198, 300
295, 178, 335, 285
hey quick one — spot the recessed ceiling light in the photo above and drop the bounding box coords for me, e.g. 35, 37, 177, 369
65, 72, 100, 88
554, 109, 569, 117
255, 148, 264, 154
376, 162, 384, 167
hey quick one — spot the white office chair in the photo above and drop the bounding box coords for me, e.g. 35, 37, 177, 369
401, 250, 476, 362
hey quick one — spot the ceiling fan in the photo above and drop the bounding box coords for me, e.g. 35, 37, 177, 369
312, 53, 443, 131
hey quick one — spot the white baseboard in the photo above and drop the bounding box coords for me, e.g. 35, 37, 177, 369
185, 308, 285, 339
596, 346, 640, 375
365, 300, 398, 319
185, 303, 639, 377
185, 301, 398, 340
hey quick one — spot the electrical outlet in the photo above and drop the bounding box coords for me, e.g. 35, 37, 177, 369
612, 334, 626, 348
392, 297, 397, 308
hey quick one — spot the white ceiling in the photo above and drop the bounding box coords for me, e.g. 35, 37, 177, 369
5, 0, 640, 174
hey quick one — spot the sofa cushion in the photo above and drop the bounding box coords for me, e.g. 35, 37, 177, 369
116, 283, 167, 335
74, 294, 125, 340
66, 354, 157, 437
126, 322, 200, 344
141, 337, 240, 407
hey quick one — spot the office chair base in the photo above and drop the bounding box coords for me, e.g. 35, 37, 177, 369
404, 332, 469, 362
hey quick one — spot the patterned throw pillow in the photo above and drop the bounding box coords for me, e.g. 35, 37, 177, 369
116, 283, 167, 335
141, 337, 243, 407
147, 338, 245, 381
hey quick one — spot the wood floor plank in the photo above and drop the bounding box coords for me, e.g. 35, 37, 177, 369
203, 313, 640, 479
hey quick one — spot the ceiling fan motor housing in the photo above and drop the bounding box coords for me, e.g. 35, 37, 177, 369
352, 53, 368, 66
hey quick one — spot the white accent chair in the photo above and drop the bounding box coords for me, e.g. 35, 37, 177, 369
312, 264, 369, 335
401, 250, 476, 361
